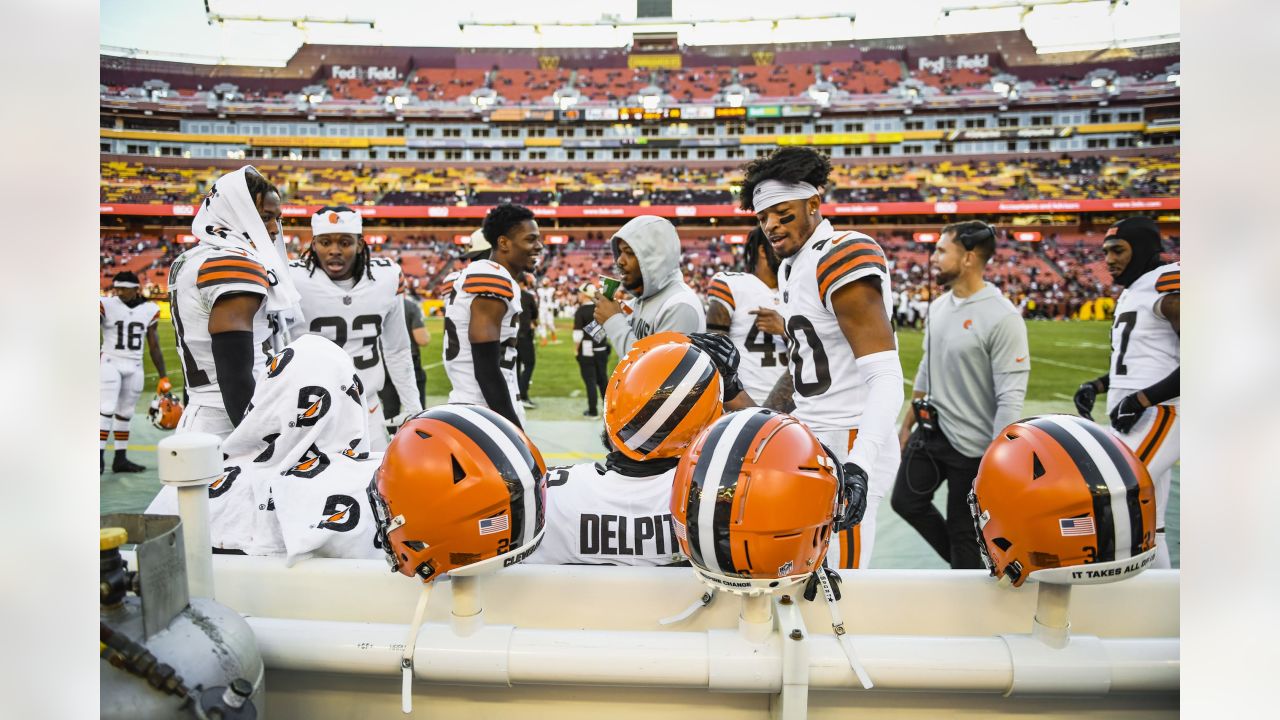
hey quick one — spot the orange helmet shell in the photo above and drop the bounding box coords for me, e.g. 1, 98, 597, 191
671, 408, 840, 594
605, 332, 723, 461
149, 392, 183, 430
970, 414, 1157, 587
369, 404, 547, 582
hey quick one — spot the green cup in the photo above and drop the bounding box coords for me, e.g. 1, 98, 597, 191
599, 275, 622, 301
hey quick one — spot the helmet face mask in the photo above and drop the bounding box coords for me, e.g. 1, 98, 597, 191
672, 408, 841, 596
969, 414, 1157, 587
371, 404, 548, 583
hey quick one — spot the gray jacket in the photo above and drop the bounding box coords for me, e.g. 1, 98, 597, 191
602, 215, 705, 358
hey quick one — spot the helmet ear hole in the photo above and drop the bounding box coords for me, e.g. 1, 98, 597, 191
1032, 452, 1046, 479
992, 536, 1013, 552
451, 455, 466, 484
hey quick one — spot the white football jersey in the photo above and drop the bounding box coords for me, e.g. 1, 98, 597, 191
527, 463, 686, 566
287, 257, 417, 406
100, 295, 159, 363
168, 244, 274, 403
777, 220, 894, 433
443, 259, 522, 407
1107, 261, 1180, 411
706, 271, 788, 404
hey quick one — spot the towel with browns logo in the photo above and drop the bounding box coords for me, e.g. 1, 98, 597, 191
147, 334, 382, 564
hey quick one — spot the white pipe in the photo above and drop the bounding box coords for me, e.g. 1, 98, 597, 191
1033, 583, 1072, 649
245, 617, 1178, 694
739, 594, 773, 645
775, 597, 810, 720
157, 433, 222, 599
449, 576, 485, 637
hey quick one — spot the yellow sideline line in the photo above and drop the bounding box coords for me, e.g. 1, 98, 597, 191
124, 444, 601, 460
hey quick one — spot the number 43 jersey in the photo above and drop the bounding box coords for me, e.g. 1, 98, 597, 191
442, 259, 523, 408
100, 295, 159, 363
706, 272, 788, 404
777, 220, 893, 433
287, 257, 418, 408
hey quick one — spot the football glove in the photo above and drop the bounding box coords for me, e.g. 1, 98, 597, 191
157, 376, 172, 394
1073, 381, 1097, 419
834, 461, 869, 532
1109, 393, 1148, 434
687, 332, 745, 402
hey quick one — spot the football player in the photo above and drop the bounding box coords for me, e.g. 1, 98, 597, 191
442, 204, 542, 429
536, 277, 558, 346
168, 166, 299, 439
705, 227, 789, 405
1073, 216, 1180, 568
734, 147, 905, 570
100, 271, 169, 473
527, 333, 723, 566
592, 215, 706, 358
289, 206, 421, 451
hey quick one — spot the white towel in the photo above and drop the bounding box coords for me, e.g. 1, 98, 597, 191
146, 334, 383, 564
192, 165, 300, 313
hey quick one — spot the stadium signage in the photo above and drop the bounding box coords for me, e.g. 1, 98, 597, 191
100, 198, 1179, 220
330, 65, 401, 82
917, 54, 990, 74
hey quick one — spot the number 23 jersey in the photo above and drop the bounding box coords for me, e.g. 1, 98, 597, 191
1108, 261, 1179, 412
287, 257, 405, 400
442, 259, 523, 406
776, 220, 893, 432
706, 271, 788, 404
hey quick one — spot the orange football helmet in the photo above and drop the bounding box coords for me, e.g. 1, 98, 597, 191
671, 407, 842, 594
605, 331, 723, 461
969, 414, 1157, 587
148, 392, 183, 430
368, 404, 547, 582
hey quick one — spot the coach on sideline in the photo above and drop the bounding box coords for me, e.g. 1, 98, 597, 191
891, 221, 1029, 569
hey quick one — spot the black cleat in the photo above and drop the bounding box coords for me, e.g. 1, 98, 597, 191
583, 409, 599, 418
112, 457, 146, 473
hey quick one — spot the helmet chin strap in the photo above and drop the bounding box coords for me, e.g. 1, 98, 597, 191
400, 582, 434, 714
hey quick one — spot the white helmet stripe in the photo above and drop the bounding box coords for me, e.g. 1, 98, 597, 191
623, 352, 715, 453
437, 404, 538, 548
1043, 415, 1134, 561
694, 410, 759, 575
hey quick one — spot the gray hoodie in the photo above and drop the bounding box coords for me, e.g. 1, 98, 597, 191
602, 215, 705, 357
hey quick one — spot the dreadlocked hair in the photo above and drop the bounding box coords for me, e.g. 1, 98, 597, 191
243, 166, 280, 206
742, 226, 781, 277
305, 205, 374, 281
737, 147, 832, 211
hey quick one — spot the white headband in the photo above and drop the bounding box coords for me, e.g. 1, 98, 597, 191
751, 180, 819, 212
112, 280, 139, 288
311, 207, 363, 237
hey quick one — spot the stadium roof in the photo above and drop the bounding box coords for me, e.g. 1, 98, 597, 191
102, 0, 1178, 66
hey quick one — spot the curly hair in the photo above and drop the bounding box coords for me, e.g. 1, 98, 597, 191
481, 203, 536, 245
737, 147, 832, 211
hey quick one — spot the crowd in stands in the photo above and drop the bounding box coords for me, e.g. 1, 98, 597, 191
101, 154, 1180, 206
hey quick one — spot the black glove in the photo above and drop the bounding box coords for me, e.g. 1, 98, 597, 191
1073, 381, 1098, 420
834, 461, 869, 532
802, 563, 843, 602
687, 332, 745, 402
1109, 393, 1148, 434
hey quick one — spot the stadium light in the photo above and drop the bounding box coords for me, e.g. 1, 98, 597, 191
725, 91, 744, 108
991, 80, 1011, 95
642, 94, 661, 111
808, 88, 831, 105
558, 95, 578, 110
1090, 77, 1107, 88
1166, 72, 1180, 87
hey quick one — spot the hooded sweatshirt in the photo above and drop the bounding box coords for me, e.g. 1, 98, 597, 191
602, 216, 705, 357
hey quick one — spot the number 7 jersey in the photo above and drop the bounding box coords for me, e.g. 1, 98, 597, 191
1107, 261, 1180, 412
776, 220, 893, 432
706, 271, 788, 404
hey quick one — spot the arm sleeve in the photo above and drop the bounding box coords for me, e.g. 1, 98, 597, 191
472, 340, 521, 428
381, 294, 422, 415
210, 330, 256, 425
1141, 367, 1180, 405
405, 299, 425, 331
602, 308, 638, 359
846, 350, 905, 474
913, 321, 930, 394
656, 300, 705, 335
988, 311, 1031, 375
991, 371, 1028, 439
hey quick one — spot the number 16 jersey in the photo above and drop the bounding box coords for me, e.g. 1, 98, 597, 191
776, 219, 893, 433
706, 271, 788, 404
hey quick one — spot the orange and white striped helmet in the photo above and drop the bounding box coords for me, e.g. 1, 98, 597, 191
671, 407, 842, 595
368, 404, 547, 582
605, 332, 723, 461
969, 414, 1157, 587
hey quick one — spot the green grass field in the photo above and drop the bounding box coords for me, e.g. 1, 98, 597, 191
138, 317, 1111, 408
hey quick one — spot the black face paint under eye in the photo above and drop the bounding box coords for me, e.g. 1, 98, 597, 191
778, 214, 797, 225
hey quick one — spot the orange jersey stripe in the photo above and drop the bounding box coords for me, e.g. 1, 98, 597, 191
816, 240, 884, 277
200, 258, 266, 273
818, 255, 887, 300
708, 287, 735, 308
463, 280, 514, 294
196, 271, 270, 288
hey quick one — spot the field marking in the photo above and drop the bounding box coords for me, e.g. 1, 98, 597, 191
1054, 341, 1112, 350
1052, 392, 1075, 401
1033, 357, 1108, 374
